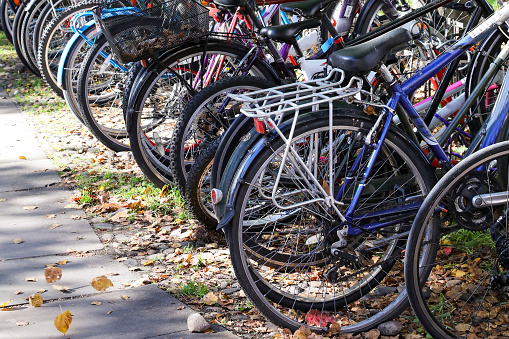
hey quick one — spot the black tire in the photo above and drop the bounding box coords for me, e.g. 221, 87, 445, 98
38, 0, 102, 98
60, 23, 99, 124
184, 138, 221, 230
77, 34, 129, 152
122, 61, 143, 121
169, 76, 276, 193
405, 140, 509, 339
18, 0, 47, 76
127, 41, 278, 188
12, 0, 39, 75
1, 0, 17, 43
465, 29, 507, 130
227, 110, 436, 333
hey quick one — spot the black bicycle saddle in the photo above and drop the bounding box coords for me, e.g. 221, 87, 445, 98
281, 0, 337, 17
212, 0, 249, 7
328, 28, 413, 74
259, 19, 321, 43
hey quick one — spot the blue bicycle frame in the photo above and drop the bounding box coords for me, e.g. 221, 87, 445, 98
342, 7, 509, 235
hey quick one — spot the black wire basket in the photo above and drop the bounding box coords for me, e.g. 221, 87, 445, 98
92, 0, 212, 63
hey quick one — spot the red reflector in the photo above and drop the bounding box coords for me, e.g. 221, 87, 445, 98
288, 55, 298, 66
211, 189, 222, 204
254, 118, 265, 134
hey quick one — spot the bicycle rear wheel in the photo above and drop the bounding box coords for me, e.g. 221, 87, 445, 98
405, 141, 509, 339
1, 0, 17, 43
227, 109, 436, 333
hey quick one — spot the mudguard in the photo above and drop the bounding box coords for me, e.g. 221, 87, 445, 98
57, 21, 95, 88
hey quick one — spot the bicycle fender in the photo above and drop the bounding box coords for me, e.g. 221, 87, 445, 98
57, 22, 95, 88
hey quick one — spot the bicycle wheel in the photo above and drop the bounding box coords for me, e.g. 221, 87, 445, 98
127, 41, 277, 188
169, 76, 276, 193
76, 34, 129, 152
12, 0, 39, 75
227, 109, 436, 333
184, 137, 220, 230
38, 0, 100, 98
18, 0, 48, 76
405, 140, 509, 339
60, 23, 98, 123
1, 0, 17, 43
122, 61, 143, 121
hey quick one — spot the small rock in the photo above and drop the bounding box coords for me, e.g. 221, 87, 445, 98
218, 281, 228, 289
13, 238, 24, 244
377, 321, 403, 336
221, 288, 240, 295
187, 313, 211, 333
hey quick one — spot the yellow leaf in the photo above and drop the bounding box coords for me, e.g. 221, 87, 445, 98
98, 186, 106, 191
201, 292, 218, 305
29, 294, 43, 307
45, 266, 63, 283
19, 156, 26, 160
54, 311, 72, 334
186, 254, 192, 264
56, 260, 68, 265
142, 187, 151, 195
451, 269, 466, 278
159, 185, 169, 197
91, 275, 113, 291
143, 260, 154, 266
441, 239, 452, 246
0, 300, 12, 308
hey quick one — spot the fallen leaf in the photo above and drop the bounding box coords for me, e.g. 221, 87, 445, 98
159, 185, 169, 197
329, 322, 341, 335
107, 310, 114, 314
45, 266, 63, 283
1, 300, 12, 308
202, 292, 218, 305
16, 321, 29, 326
37, 289, 47, 293
70, 215, 81, 220
47, 223, 61, 229
305, 309, 335, 327
45, 214, 56, 219
56, 260, 68, 265
120, 295, 129, 300
52, 285, 72, 293
13, 238, 24, 244
54, 311, 72, 334
91, 275, 113, 291
0, 198, 6, 202
176, 306, 185, 310
25, 277, 38, 282
14, 290, 22, 295
19, 156, 26, 160
91, 301, 102, 305
29, 294, 43, 307
143, 260, 154, 266
23, 206, 37, 210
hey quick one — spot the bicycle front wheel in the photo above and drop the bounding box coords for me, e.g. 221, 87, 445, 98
227, 110, 436, 333
405, 141, 509, 339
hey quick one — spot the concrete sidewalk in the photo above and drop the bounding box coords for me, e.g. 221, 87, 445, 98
0, 87, 237, 338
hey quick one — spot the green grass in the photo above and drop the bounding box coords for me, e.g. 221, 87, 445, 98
179, 281, 209, 298
443, 229, 494, 254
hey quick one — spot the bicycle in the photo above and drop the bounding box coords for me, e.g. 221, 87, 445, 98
218, 3, 509, 333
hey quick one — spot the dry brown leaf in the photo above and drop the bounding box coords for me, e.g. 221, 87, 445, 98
143, 260, 154, 266
28, 294, 43, 307
159, 185, 169, 197
13, 238, 24, 244
54, 311, 72, 334
45, 266, 63, 283
14, 290, 22, 295
329, 322, 341, 335
176, 306, 185, 310
107, 310, 114, 314
202, 292, 218, 305
45, 214, 56, 219
91, 275, 113, 291
91, 301, 102, 305
1, 300, 12, 308
120, 295, 130, 300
